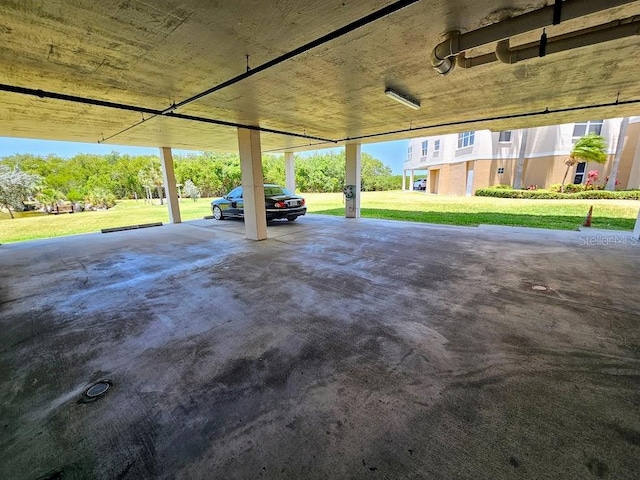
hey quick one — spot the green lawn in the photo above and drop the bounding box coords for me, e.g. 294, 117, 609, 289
307, 191, 640, 231
1, 191, 639, 243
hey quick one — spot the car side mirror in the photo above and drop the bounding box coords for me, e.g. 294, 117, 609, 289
222, 195, 228, 200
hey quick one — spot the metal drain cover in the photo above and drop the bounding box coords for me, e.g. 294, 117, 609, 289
86, 382, 110, 398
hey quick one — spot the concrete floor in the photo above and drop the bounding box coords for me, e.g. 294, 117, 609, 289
1, 215, 639, 480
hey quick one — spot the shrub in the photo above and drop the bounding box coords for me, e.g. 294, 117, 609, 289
585, 170, 599, 188
66, 189, 85, 202
549, 183, 585, 193
563, 183, 585, 193
475, 187, 640, 200
183, 179, 201, 202
573, 190, 615, 199
493, 184, 513, 189
86, 188, 117, 209
475, 188, 563, 199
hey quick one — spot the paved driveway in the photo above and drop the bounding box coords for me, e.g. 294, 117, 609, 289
1, 216, 639, 479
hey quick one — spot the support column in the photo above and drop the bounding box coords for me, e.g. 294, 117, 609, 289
402, 170, 406, 191
606, 117, 629, 191
634, 209, 640, 240
238, 128, 267, 240
159, 147, 181, 224
513, 128, 528, 190
345, 143, 361, 218
409, 170, 415, 191
284, 152, 296, 193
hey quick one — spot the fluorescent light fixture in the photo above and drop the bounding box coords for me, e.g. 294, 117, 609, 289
384, 88, 421, 110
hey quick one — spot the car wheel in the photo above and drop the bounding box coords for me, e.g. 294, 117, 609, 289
212, 205, 224, 220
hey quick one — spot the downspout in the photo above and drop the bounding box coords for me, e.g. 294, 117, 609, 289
430, 0, 638, 75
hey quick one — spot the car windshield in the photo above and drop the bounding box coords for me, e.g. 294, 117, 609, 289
264, 186, 291, 196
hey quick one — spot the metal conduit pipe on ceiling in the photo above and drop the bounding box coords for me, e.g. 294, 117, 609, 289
430, 0, 639, 75
495, 17, 640, 64
457, 16, 640, 68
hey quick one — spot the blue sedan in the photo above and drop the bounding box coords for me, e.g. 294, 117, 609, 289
211, 184, 306, 221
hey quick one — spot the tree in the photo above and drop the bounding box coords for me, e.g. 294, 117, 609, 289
0, 165, 41, 219
138, 161, 164, 204
183, 179, 201, 201
561, 133, 607, 193
37, 187, 66, 213
361, 153, 396, 191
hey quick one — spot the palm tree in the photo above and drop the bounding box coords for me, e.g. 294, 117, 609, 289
561, 133, 607, 193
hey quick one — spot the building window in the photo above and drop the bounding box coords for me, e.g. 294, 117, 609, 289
407, 146, 412, 161
434, 140, 440, 152
421, 140, 428, 157
573, 162, 587, 184
572, 120, 603, 140
457, 131, 475, 149
497, 167, 505, 174
499, 131, 512, 143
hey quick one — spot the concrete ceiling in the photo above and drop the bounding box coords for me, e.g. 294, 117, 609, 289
1, 0, 640, 152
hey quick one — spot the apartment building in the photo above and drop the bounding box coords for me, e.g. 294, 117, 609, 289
403, 117, 640, 195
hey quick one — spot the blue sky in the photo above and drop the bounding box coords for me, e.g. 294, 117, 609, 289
0, 137, 410, 174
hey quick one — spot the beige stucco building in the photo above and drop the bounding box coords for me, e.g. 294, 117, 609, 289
403, 117, 640, 195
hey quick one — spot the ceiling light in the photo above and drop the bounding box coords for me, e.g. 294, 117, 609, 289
384, 88, 421, 110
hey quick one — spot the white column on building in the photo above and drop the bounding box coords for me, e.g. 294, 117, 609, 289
633, 210, 640, 240
402, 170, 406, 191
238, 128, 267, 240
513, 128, 529, 190
345, 143, 361, 218
634, 210, 640, 240
159, 147, 181, 224
284, 151, 295, 193
627, 130, 640, 189
409, 170, 415, 190
605, 117, 629, 191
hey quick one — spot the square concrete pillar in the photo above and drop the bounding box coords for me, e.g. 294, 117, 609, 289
402, 170, 406, 191
285, 152, 296, 193
238, 128, 267, 241
159, 147, 181, 224
345, 143, 361, 218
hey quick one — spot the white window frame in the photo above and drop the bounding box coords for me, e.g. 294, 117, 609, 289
573, 162, 587, 184
407, 145, 412, 161
421, 140, 428, 157
499, 131, 512, 143
434, 139, 440, 152
457, 131, 475, 149
572, 120, 603, 142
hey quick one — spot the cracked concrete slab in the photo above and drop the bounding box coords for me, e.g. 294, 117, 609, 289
1, 215, 639, 479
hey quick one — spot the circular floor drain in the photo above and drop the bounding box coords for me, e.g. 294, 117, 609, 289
532, 285, 549, 291
85, 381, 110, 399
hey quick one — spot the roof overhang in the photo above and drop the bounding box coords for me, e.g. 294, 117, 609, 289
1, 0, 639, 152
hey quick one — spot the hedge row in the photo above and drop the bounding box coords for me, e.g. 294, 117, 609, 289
475, 188, 640, 200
